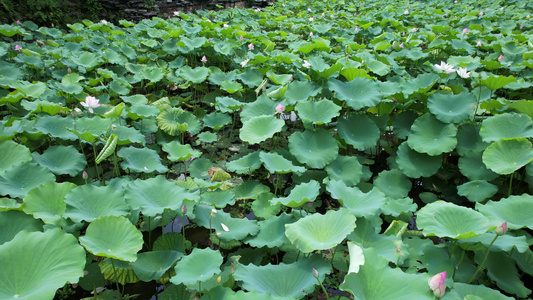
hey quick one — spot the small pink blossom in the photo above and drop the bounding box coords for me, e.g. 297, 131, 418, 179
520, 24, 524, 29
498, 54, 504, 62
68, 67, 71, 73
462, 28, 469, 34
404, 9, 409, 15
321, 12, 325, 17
496, 222, 507, 236
478, 11, 484, 16
309, 16, 315, 21
399, 42, 404, 48
309, 31, 313, 37
248, 43, 254, 50
476, 41, 482, 47
240, 35, 244, 41
201, 56, 207, 63
14, 44, 22, 51
174, 11, 179, 16
80, 96, 100, 113
101, 20, 108, 25
16, 20, 21, 24
275, 103, 285, 114
51, 23, 54, 27
354, 12, 357, 16
82, 171, 88, 180
411, 27, 418, 32
330, 14, 334, 18
428, 271, 447, 298
527, 14, 531, 19
355, 27, 359, 33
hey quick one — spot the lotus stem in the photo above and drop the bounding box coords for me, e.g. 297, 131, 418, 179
92, 142, 103, 184
110, 259, 122, 299
467, 234, 498, 284
148, 216, 152, 250
508, 172, 514, 197
452, 250, 465, 280
472, 77, 482, 122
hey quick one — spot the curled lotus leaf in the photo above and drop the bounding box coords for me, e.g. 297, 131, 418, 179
156, 107, 202, 136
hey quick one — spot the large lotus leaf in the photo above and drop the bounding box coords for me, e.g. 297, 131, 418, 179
178, 66, 209, 83
226, 151, 262, 174
239, 94, 277, 123
270, 180, 320, 208
114, 124, 145, 145
251, 192, 282, 220
428, 91, 477, 123
0, 198, 20, 211
0, 229, 85, 300
216, 96, 244, 113
121, 94, 148, 105
12, 82, 48, 99
170, 247, 223, 286
458, 151, 499, 181
35, 115, 78, 140
373, 169, 412, 199
64, 184, 129, 223
337, 114, 380, 150
295, 99, 341, 125
326, 180, 386, 218
289, 129, 338, 169
203, 112, 232, 130
401, 73, 439, 96
117, 146, 168, 173
141, 67, 165, 83
283, 80, 322, 105
476, 194, 533, 230
0, 162, 56, 198
126, 176, 198, 217
347, 218, 403, 264
23, 182, 76, 225
0, 140, 31, 175
127, 104, 159, 120
444, 282, 514, 300
392, 110, 419, 139
226, 290, 290, 300
71, 117, 112, 143
0, 210, 42, 245
156, 107, 202, 136
407, 113, 457, 156
481, 252, 531, 297
194, 205, 259, 241
396, 142, 442, 178
131, 250, 183, 282
285, 208, 356, 253
456, 123, 491, 156
340, 248, 433, 300
71, 51, 100, 69
457, 180, 498, 203
482, 138, 533, 174
234, 181, 271, 201
382, 197, 418, 217
199, 190, 235, 208
325, 156, 363, 186
259, 151, 306, 174
479, 113, 533, 142
234, 254, 331, 299
244, 213, 296, 248
328, 78, 381, 110
197, 132, 217, 143
98, 258, 139, 285
80, 216, 143, 261
480, 75, 517, 91
188, 158, 212, 180
239, 115, 285, 145
162, 141, 202, 161
417, 201, 493, 239
31, 145, 86, 176
459, 233, 529, 253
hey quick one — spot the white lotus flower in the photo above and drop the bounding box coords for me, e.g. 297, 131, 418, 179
302, 60, 311, 68
80, 96, 100, 113
456, 67, 470, 79
240, 58, 250, 67
434, 61, 456, 74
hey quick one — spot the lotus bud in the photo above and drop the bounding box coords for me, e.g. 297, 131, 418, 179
498, 54, 504, 62
240, 35, 243, 40
309, 31, 313, 37
82, 171, 88, 180
496, 222, 507, 236
14, 44, 22, 51
308, 8, 312, 12
275, 103, 285, 114
428, 271, 446, 298
476, 41, 482, 47
248, 43, 254, 50
312, 268, 319, 279
404, 9, 409, 14
400, 42, 404, 48
181, 204, 187, 214
210, 208, 217, 218
478, 11, 483, 16
309, 16, 315, 21
462, 28, 469, 34
321, 12, 325, 17
520, 24, 524, 29
201, 56, 207, 63
16, 20, 21, 24
527, 14, 531, 19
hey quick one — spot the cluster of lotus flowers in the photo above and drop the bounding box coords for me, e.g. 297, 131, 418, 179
433, 61, 471, 78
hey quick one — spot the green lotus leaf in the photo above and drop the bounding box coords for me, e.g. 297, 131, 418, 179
270, 180, 320, 208
104, 102, 125, 119
189, 158, 212, 179
482, 138, 533, 174
162, 141, 202, 161
153, 232, 191, 253
194, 205, 259, 241
481, 252, 531, 298
459, 233, 529, 253
226, 290, 289, 300
337, 114, 380, 151
407, 113, 457, 156
476, 194, 533, 230
401, 73, 439, 97
117, 146, 168, 173
240, 94, 277, 122
197, 132, 218, 143
126, 176, 198, 217
234, 254, 331, 299
445, 282, 514, 300
0, 229, 85, 300
226, 151, 262, 174
178, 66, 209, 83
31, 145, 87, 176
0, 198, 20, 211
328, 77, 382, 110
12, 82, 48, 99
209, 70, 237, 85
121, 94, 148, 105
347, 218, 401, 263
98, 258, 140, 285
203, 112, 232, 130
479, 113, 533, 142
374, 169, 412, 199
396, 142, 442, 178
114, 124, 145, 145
428, 91, 477, 123
417, 201, 493, 239
392, 110, 419, 139
295, 99, 341, 125
80, 216, 143, 261
239, 115, 285, 145
283, 81, 322, 105
78, 262, 106, 292
35, 115, 78, 141
289, 129, 338, 168
71, 116, 113, 143
0, 210, 42, 245
23, 182, 76, 225
382, 197, 418, 217
326, 180, 386, 218
127, 104, 159, 120
131, 250, 183, 282
221, 80, 244, 93
251, 192, 282, 220
325, 156, 363, 186
0, 140, 31, 175
156, 107, 202, 136
285, 208, 356, 253
170, 247, 223, 286
64, 184, 129, 223
480, 75, 517, 91
244, 213, 296, 248
456, 123, 491, 156
141, 67, 165, 83
458, 151, 499, 181
457, 180, 498, 203
200, 190, 235, 208
0, 162, 56, 198
259, 151, 306, 174
340, 248, 433, 300
71, 51, 100, 70
216, 96, 244, 113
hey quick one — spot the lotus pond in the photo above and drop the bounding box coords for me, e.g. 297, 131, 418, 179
1, 0, 533, 299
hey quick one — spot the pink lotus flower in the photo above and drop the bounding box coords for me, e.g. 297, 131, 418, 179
462, 28, 469, 34
527, 14, 531, 19
14, 44, 22, 51
404, 9, 409, 14
478, 11, 484, 16
520, 24, 524, 29
201, 56, 207, 63
82, 171, 88, 180
16, 20, 21, 24
240, 35, 244, 41
496, 222, 507, 236
476, 41, 482, 47
411, 27, 418, 32
309, 31, 314, 37
80, 95, 100, 113
456, 67, 470, 78
428, 271, 446, 298
275, 103, 285, 114
399, 42, 404, 48
355, 27, 359, 33
174, 11, 179, 16
321, 12, 325, 17
248, 43, 254, 50
498, 54, 504, 62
